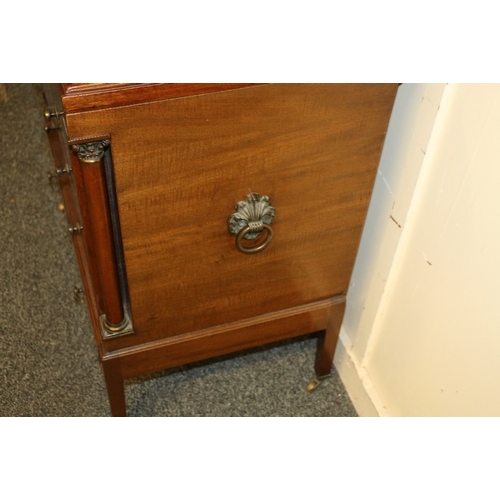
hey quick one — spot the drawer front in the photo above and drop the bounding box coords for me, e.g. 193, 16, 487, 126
65, 84, 397, 346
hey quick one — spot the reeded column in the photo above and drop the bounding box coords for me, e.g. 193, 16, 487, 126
72, 140, 130, 336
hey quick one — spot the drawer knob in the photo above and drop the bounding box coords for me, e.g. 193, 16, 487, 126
47, 165, 72, 181
44, 108, 64, 121
68, 224, 83, 235
227, 193, 275, 254
73, 286, 85, 303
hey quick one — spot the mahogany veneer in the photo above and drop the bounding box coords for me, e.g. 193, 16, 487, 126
43, 83, 398, 416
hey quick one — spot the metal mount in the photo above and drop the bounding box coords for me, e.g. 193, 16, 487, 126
227, 192, 275, 254
44, 108, 65, 121
47, 164, 72, 181
68, 224, 83, 235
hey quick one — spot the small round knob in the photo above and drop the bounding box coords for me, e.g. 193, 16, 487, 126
44, 109, 64, 120
73, 286, 85, 303
68, 224, 83, 235
56, 165, 71, 176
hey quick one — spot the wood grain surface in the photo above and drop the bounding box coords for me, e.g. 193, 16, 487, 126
105, 297, 344, 379
64, 83, 398, 351
42, 85, 105, 347
60, 83, 263, 113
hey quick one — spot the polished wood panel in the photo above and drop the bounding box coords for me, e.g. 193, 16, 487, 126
112, 297, 341, 377
60, 83, 264, 113
65, 83, 397, 351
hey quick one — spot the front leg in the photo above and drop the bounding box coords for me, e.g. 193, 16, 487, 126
102, 356, 127, 417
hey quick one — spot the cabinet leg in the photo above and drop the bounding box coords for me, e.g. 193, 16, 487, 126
307, 299, 346, 392
102, 356, 127, 417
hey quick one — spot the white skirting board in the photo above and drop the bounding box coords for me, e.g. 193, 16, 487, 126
333, 327, 389, 417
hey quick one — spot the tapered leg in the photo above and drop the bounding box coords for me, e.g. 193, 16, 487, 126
102, 356, 127, 417
308, 299, 346, 392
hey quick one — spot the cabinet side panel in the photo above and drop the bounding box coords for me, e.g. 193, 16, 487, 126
65, 84, 398, 349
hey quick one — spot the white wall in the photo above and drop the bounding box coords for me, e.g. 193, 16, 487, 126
335, 83, 500, 416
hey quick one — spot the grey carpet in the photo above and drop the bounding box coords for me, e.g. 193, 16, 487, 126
0, 83, 358, 417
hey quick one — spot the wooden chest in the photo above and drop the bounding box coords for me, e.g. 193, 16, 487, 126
43, 83, 398, 416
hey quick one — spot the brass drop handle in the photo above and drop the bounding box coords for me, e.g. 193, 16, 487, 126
227, 193, 275, 254
235, 223, 273, 254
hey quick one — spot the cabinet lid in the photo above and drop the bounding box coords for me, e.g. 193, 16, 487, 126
60, 83, 264, 114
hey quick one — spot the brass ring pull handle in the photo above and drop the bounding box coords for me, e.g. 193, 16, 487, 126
227, 193, 275, 254
236, 223, 274, 254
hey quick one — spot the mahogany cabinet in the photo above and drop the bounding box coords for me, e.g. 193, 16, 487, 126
42, 83, 398, 416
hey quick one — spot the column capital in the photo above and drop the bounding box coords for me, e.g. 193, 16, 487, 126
72, 139, 110, 163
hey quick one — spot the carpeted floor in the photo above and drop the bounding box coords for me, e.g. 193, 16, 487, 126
0, 83, 358, 417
